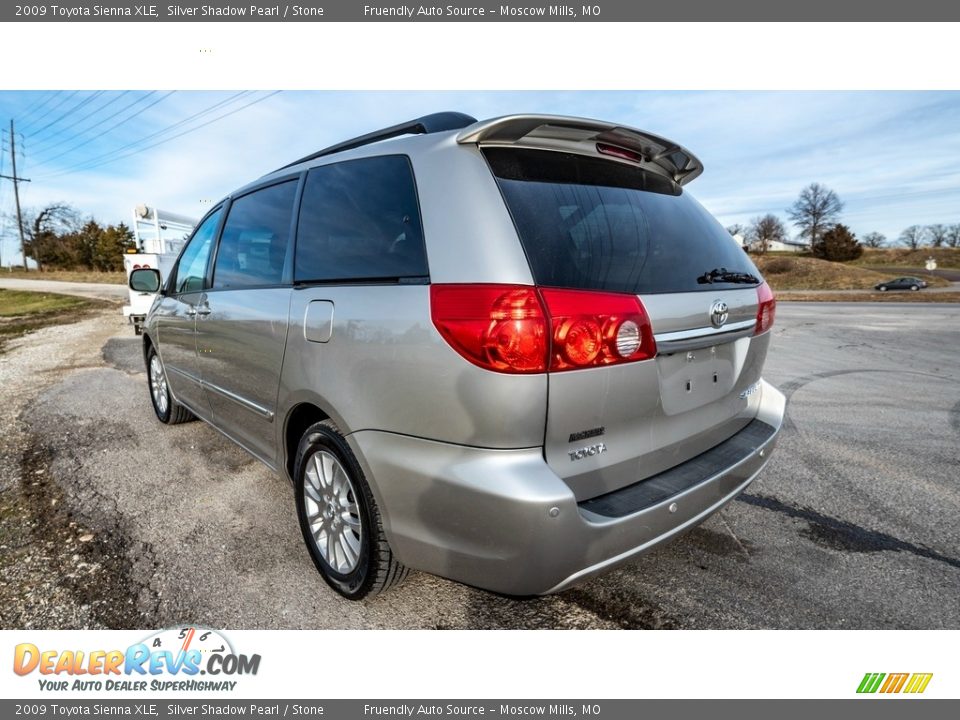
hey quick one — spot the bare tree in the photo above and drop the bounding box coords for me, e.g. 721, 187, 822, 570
861, 231, 886, 248
898, 225, 927, 250
747, 214, 788, 254
725, 224, 746, 237
787, 183, 844, 249
927, 224, 949, 248
946, 224, 960, 248
9, 203, 82, 271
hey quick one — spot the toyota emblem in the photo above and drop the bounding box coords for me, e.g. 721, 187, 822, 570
710, 300, 728, 328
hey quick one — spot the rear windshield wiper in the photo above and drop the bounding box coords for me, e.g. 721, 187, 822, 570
697, 267, 760, 285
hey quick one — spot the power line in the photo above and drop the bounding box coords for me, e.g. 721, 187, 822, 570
36, 91, 264, 178
27, 91, 104, 139
27, 91, 173, 168
29, 91, 132, 154
17, 90, 64, 132
18, 91, 78, 134
40, 92, 281, 180
61, 91, 250, 169
17, 91, 62, 127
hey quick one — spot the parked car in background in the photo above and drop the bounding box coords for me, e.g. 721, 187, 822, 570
130, 112, 786, 600
875, 277, 927, 291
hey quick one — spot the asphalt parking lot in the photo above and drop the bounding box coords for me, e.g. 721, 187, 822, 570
1, 302, 958, 629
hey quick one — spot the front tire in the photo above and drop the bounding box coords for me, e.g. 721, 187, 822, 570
878, 286, 887, 292
911, 285, 919, 291
147, 346, 193, 424
294, 420, 408, 599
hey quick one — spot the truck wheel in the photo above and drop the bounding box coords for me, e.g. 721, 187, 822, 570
147, 347, 193, 425
294, 420, 408, 599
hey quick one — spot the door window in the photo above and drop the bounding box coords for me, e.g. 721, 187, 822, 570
213, 180, 298, 289
172, 207, 222, 294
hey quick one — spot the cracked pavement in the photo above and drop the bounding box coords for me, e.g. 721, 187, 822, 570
1, 302, 958, 629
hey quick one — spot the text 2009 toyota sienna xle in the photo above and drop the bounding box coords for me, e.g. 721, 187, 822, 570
130, 112, 786, 599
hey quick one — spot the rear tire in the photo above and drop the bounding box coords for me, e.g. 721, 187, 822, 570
294, 420, 408, 599
147, 346, 194, 425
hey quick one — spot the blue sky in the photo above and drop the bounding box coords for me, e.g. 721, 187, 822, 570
1, 90, 959, 265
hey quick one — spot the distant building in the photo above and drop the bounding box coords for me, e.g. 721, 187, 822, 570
748, 239, 808, 253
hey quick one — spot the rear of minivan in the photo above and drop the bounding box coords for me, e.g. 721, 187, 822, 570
326, 116, 786, 595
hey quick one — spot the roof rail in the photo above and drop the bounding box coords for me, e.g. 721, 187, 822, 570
273, 111, 478, 172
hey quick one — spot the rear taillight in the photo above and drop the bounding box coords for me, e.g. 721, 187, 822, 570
430, 285, 548, 373
430, 284, 656, 374
539, 288, 656, 371
755, 281, 776, 335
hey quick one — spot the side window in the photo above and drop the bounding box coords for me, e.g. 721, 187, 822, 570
172, 207, 222, 294
212, 180, 298, 289
295, 155, 428, 283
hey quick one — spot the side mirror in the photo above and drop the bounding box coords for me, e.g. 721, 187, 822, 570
129, 268, 162, 293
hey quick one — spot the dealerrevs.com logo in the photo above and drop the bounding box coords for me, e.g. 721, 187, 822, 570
13, 627, 261, 692
857, 673, 933, 695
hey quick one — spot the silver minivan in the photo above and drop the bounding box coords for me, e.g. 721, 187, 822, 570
131, 112, 786, 599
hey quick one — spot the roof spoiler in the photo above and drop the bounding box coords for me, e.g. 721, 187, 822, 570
456, 114, 703, 186
273, 111, 478, 172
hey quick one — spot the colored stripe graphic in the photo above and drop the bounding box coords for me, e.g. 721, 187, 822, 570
857, 672, 932, 694
857, 673, 885, 693
880, 673, 909, 693
904, 673, 933, 694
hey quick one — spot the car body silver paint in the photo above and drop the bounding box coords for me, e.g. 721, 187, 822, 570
348, 379, 784, 596
142, 114, 787, 596
152, 291, 211, 417
196, 287, 292, 463
276, 284, 548, 459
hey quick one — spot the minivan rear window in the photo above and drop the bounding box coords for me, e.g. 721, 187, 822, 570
485, 148, 762, 294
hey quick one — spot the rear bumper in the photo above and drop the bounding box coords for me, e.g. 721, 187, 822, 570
349, 378, 786, 596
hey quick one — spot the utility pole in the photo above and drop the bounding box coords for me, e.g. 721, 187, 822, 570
1, 119, 31, 270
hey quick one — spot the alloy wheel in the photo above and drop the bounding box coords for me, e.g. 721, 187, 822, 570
303, 450, 363, 574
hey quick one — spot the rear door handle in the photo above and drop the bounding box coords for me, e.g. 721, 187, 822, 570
195, 305, 212, 316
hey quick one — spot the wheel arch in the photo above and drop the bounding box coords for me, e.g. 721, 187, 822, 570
283, 401, 332, 483
142, 331, 155, 368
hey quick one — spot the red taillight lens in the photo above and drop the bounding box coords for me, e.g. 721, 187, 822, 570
755, 281, 776, 335
430, 285, 548, 373
431, 284, 657, 374
539, 288, 656, 371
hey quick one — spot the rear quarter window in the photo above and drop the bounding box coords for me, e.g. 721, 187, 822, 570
295, 155, 428, 283
485, 148, 761, 294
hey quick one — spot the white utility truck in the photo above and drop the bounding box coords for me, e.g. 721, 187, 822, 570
123, 204, 196, 334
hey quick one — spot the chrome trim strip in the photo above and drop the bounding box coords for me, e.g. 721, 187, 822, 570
202, 380, 275, 421
654, 318, 755, 343
165, 365, 199, 383
654, 319, 756, 353
165, 366, 273, 421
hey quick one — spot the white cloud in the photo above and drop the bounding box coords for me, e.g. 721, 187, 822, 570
2, 90, 959, 263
